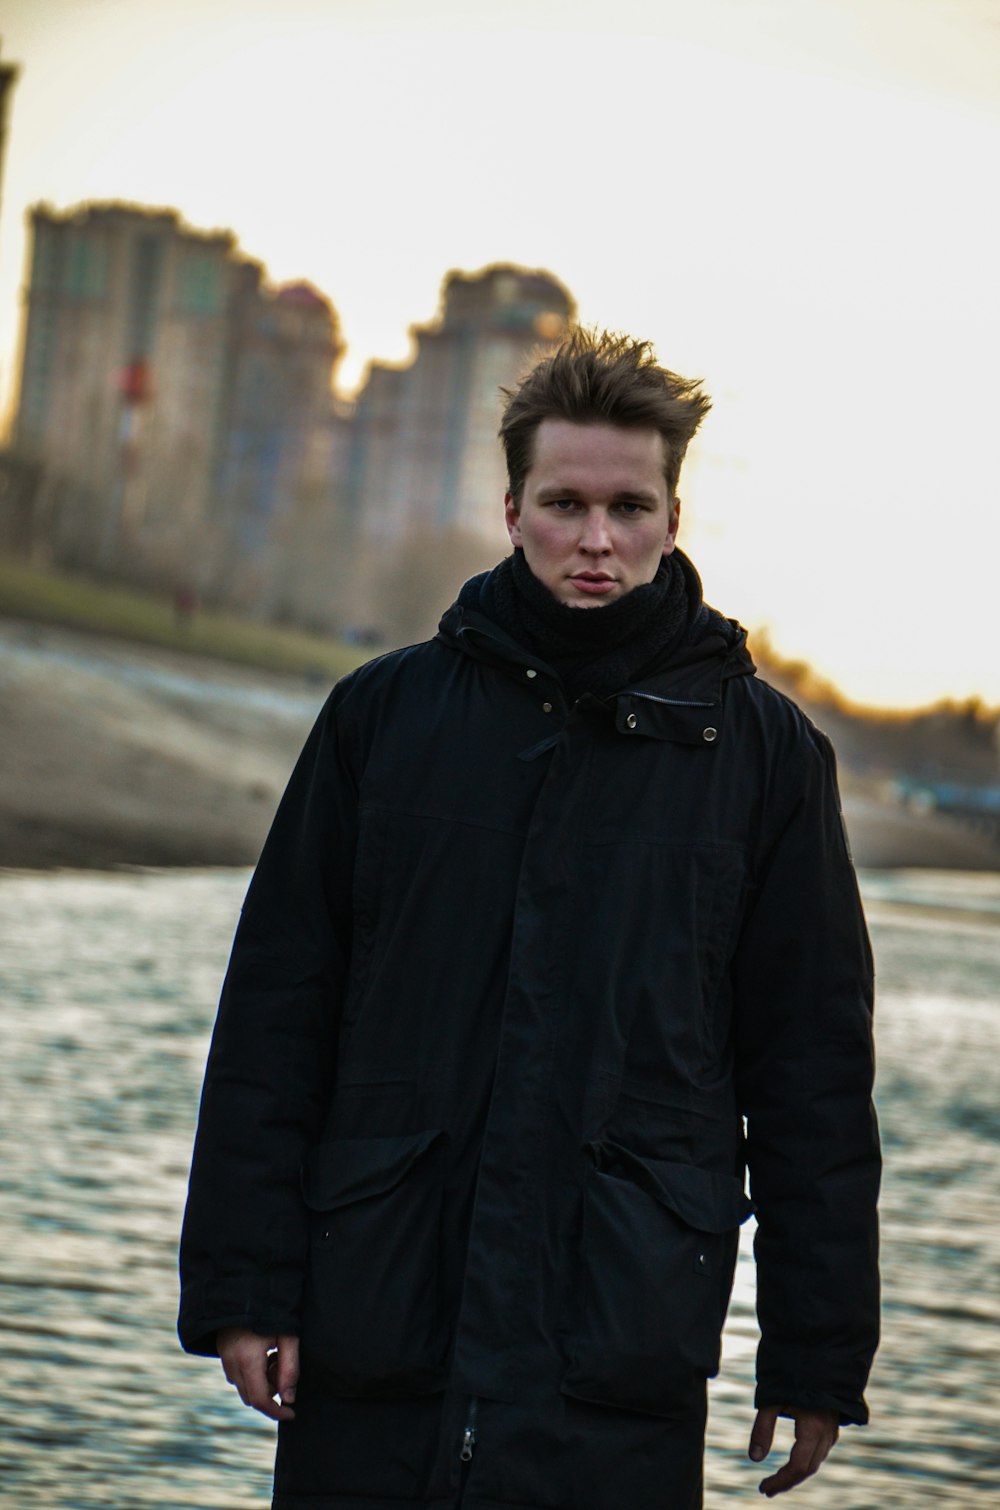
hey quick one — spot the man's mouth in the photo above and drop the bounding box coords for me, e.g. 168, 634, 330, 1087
569, 572, 617, 594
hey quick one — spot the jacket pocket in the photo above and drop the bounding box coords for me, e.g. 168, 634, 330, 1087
561, 1140, 752, 1417
299, 1129, 449, 1397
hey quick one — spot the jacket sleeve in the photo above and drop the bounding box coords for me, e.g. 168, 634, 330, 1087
178, 685, 359, 1355
732, 715, 880, 1425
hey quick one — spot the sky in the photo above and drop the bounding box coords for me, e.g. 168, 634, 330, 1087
0, 0, 998, 711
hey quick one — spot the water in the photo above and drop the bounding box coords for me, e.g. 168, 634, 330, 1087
1, 868, 998, 1508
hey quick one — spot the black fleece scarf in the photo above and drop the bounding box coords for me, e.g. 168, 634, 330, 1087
473, 548, 691, 701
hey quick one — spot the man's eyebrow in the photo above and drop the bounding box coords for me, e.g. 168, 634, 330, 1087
534, 485, 661, 502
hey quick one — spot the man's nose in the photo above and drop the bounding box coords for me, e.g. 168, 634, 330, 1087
579, 510, 612, 553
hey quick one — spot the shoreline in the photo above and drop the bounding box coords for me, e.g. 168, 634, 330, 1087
2, 616, 999, 875
0, 616, 320, 872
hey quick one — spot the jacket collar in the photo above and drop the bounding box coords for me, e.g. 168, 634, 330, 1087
438, 590, 755, 748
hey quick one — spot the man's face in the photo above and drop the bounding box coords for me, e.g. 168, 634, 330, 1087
504, 420, 679, 608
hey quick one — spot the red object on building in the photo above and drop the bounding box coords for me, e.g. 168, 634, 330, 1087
117, 358, 152, 403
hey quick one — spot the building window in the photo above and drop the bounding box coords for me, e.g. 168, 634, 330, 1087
64, 237, 108, 301
177, 253, 224, 316
32, 224, 59, 293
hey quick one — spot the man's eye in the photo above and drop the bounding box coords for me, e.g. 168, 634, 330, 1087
617, 502, 643, 515
551, 499, 578, 511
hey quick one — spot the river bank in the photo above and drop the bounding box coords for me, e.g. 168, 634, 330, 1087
0, 617, 322, 869
2, 615, 999, 872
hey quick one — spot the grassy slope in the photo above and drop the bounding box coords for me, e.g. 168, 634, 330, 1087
0, 558, 369, 680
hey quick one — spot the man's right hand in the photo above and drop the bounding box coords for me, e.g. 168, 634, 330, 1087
218, 1328, 299, 1422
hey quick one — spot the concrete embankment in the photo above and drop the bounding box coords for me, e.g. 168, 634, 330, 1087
0, 618, 321, 869
2, 617, 998, 873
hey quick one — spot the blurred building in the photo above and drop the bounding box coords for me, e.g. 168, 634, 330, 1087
344, 264, 573, 637
220, 282, 341, 555
9, 208, 577, 637
11, 202, 344, 595
15, 203, 246, 569
212, 278, 347, 614
350, 265, 573, 548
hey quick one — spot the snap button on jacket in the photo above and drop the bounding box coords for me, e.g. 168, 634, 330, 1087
179, 588, 880, 1510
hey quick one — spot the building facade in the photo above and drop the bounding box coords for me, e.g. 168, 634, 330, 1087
12, 202, 344, 596
351, 264, 573, 547
345, 264, 573, 636
15, 204, 245, 571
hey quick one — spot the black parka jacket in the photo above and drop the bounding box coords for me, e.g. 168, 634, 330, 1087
180, 566, 880, 1510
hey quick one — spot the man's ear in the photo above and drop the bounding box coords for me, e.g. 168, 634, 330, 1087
505, 492, 522, 548
663, 496, 681, 556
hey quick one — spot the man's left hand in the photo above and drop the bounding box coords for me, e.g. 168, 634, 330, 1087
748, 1405, 840, 1497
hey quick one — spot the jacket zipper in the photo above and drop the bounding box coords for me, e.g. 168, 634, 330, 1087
627, 691, 715, 707
455, 1396, 478, 1508
459, 1396, 478, 1463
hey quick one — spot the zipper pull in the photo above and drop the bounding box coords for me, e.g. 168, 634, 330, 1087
460, 1398, 479, 1463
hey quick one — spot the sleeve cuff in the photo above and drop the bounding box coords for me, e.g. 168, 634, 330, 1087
178, 1275, 301, 1356
754, 1384, 870, 1427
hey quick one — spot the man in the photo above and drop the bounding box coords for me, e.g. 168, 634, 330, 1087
179, 330, 880, 1510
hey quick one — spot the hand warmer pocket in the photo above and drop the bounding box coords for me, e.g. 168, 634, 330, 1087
300, 1129, 449, 1397
562, 1141, 752, 1416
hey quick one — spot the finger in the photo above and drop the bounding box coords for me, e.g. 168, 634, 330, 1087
242, 1348, 295, 1422
259, 1347, 297, 1420
758, 1430, 829, 1498
275, 1334, 300, 1405
264, 1349, 297, 1412
225, 1351, 256, 1402
248, 1392, 296, 1423
749, 1406, 779, 1463
218, 1332, 296, 1421
245, 1366, 296, 1422
226, 1352, 261, 1402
